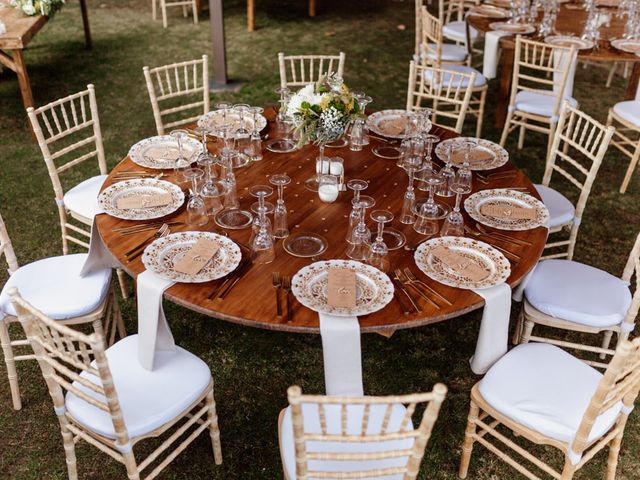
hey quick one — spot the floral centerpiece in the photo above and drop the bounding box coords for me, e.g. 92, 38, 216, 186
11, 0, 64, 17
286, 74, 361, 149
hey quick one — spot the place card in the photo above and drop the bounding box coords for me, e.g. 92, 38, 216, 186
480, 203, 536, 220
380, 118, 406, 136
327, 267, 357, 308
116, 193, 173, 210
431, 246, 490, 282
173, 239, 220, 276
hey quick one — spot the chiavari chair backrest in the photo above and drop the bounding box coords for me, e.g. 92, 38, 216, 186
0, 211, 19, 275
287, 384, 447, 480
406, 60, 475, 133
278, 52, 346, 89
621, 232, 640, 328
510, 37, 577, 121
420, 7, 444, 66
9, 288, 131, 448
570, 338, 640, 461
544, 102, 614, 224
143, 55, 210, 136
26, 85, 108, 206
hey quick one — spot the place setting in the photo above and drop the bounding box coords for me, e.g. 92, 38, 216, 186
128, 130, 203, 169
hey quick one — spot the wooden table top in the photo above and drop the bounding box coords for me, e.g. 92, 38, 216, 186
468, 3, 639, 62
96, 108, 547, 334
0, 7, 47, 49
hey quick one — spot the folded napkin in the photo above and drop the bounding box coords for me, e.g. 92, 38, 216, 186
512, 263, 538, 302
137, 270, 176, 370
80, 211, 121, 277
553, 49, 577, 102
483, 30, 511, 79
469, 282, 512, 374
319, 313, 363, 396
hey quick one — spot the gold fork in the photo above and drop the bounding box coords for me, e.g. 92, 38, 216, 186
392, 269, 426, 311
272, 272, 282, 318
464, 226, 521, 262
402, 268, 453, 306
475, 222, 532, 246
282, 276, 293, 322
125, 224, 170, 261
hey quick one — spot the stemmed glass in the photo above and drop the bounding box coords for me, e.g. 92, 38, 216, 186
440, 168, 473, 236
269, 174, 291, 238
368, 210, 393, 272
197, 149, 223, 216
354, 91, 372, 145
275, 87, 291, 126
183, 168, 208, 226
170, 129, 191, 183
248, 106, 264, 161
305, 143, 330, 192
346, 195, 376, 261
399, 154, 423, 224
249, 185, 276, 264
414, 168, 447, 236
345, 179, 369, 242
213, 102, 232, 136
436, 143, 455, 197
417, 134, 440, 191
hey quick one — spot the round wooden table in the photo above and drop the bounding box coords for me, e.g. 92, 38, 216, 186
96, 108, 547, 334
468, 3, 640, 128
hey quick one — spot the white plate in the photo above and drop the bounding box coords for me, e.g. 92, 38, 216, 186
198, 111, 267, 138
435, 137, 509, 171
489, 22, 536, 34
414, 237, 510, 290
98, 179, 184, 220
128, 135, 202, 170
464, 188, 550, 230
142, 232, 241, 283
545, 35, 594, 50
611, 38, 640, 55
469, 5, 509, 17
366, 109, 430, 139
291, 260, 394, 317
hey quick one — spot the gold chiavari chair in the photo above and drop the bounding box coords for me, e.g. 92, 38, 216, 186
143, 55, 210, 135
279, 384, 447, 479
152, 0, 198, 29
10, 288, 222, 480
459, 339, 640, 480
278, 52, 346, 89
606, 98, 640, 193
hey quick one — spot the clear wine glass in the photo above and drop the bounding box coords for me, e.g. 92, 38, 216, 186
170, 129, 191, 183
269, 174, 291, 238
275, 87, 291, 126
417, 134, 440, 191
346, 195, 376, 261
251, 208, 276, 264
399, 155, 423, 224
436, 143, 455, 197
248, 106, 264, 161
368, 210, 393, 272
250, 200, 274, 245
183, 168, 208, 226
440, 168, 473, 237
197, 151, 223, 216
354, 91, 373, 146
346, 179, 368, 242
214, 102, 232, 136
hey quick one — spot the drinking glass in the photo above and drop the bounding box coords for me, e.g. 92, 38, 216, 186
436, 143, 455, 197
354, 91, 373, 145
417, 134, 440, 191
440, 169, 473, 237
399, 155, 423, 224
248, 106, 264, 161
318, 175, 340, 203
251, 208, 276, 264
275, 87, 291, 126
346, 195, 376, 261
214, 102, 232, 136
197, 152, 223, 216
183, 168, 208, 226
269, 173, 291, 238
170, 129, 191, 183
250, 201, 274, 245
368, 210, 393, 272
349, 120, 365, 151
305, 143, 329, 192
346, 179, 369, 242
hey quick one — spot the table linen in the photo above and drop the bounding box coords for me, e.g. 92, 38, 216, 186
319, 313, 364, 396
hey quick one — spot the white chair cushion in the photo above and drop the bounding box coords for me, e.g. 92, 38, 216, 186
442, 21, 479, 42
534, 184, 575, 228
514, 91, 577, 118
420, 42, 468, 63
63, 174, 108, 221
280, 402, 414, 480
479, 343, 622, 445
0, 254, 111, 321
423, 64, 487, 88
613, 100, 640, 127
65, 335, 212, 439
525, 259, 632, 328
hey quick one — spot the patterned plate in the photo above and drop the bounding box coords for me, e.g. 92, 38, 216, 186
128, 135, 202, 170
366, 110, 431, 139
489, 22, 536, 34
469, 4, 509, 17
435, 137, 509, 171
611, 38, 640, 55
142, 232, 241, 283
198, 111, 267, 138
291, 260, 394, 317
545, 35, 594, 50
98, 179, 184, 220
487, 0, 511, 8
414, 237, 511, 290
464, 188, 550, 230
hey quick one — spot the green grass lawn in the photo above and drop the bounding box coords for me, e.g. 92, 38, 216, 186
0, 0, 639, 478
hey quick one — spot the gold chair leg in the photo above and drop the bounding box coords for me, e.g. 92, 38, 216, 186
620, 140, 640, 194
0, 318, 22, 410
116, 268, 129, 299
59, 416, 79, 480
512, 308, 524, 345
518, 124, 526, 150
123, 451, 140, 480
520, 319, 534, 344
560, 459, 576, 480
475, 89, 486, 138
207, 388, 223, 465
458, 400, 479, 479
499, 111, 514, 147
599, 330, 614, 359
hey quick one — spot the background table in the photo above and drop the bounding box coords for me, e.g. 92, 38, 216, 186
96, 108, 547, 334
468, 4, 640, 128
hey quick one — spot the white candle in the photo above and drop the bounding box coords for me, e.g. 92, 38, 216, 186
318, 185, 339, 203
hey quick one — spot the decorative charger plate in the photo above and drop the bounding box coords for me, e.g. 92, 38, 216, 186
545, 35, 594, 50
489, 22, 536, 34
97, 179, 184, 220
415, 237, 511, 290
366, 109, 430, 139
435, 137, 509, 171
610, 38, 640, 55
128, 135, 202, 170
469, 4, 509, 17
197, 111, 267, 138
142, 232, 241, 283
464, 188, 550, 230
291, 260, 394, 317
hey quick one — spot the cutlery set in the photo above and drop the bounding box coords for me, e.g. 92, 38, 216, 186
272, 272, 293, 321
124, 224, 170, 262
208, 259, 252, 300
391, 268, 452, 314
